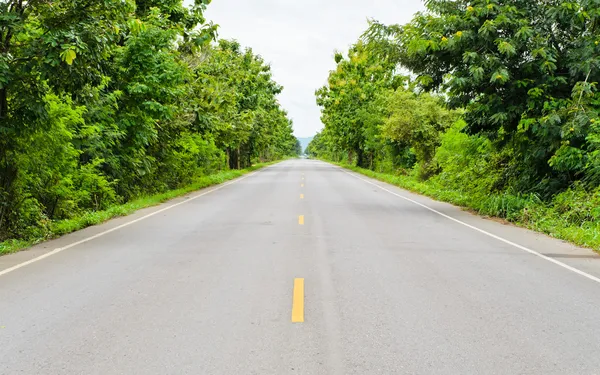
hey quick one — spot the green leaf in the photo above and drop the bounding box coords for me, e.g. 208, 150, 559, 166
469, 66, 485, 81
515, 26, 534, 41
541, 60, 557, 73
490, 69, 509, 84
497, 40, 516, 56
60, 49, 77, 65
463, 51, 478, 63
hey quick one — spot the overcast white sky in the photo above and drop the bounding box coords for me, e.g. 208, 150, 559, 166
203, 0, 425, 137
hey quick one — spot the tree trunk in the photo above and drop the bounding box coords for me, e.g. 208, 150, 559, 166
357, 148, 364, 168
0, 88, 7, 120
0, 158, 17, 237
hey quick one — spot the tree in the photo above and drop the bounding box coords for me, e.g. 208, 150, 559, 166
364, 0, 600, 193
0, 1, 297, 242
189, 40, 296, 168
316, 42, 396, 167
382, 90, 456, 178
294, 138, 302, 156
0, 0, 131, 236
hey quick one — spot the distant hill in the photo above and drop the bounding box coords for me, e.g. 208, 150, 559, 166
297, 136, 314, 154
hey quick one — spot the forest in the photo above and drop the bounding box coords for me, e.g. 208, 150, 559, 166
308, 0, 600, 248
0, 0, 300, 249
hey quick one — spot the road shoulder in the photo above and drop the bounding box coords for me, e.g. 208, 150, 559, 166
329, 161, 600, 282
0, 166, 272, 275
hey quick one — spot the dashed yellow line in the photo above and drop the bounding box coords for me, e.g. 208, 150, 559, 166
300, 194, 304, 199
301, 183, 304, 187
291, 278, 305, 323
298, 215, 304, 225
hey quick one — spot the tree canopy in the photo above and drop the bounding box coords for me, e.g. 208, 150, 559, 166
0, 0, 299, 242
361, 0, 600, 193
308, 0, 600, 244
311, 0, 600, 197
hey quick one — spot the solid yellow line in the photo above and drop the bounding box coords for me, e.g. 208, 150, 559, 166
298, 215, 304, 225
300, 194, 304, 199
292, 278, 305, 323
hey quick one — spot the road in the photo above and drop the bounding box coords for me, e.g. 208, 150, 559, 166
2, 159, 600, 374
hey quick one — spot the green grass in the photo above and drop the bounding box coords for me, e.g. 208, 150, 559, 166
0, 162, 278, 256
332, 161, 600, 251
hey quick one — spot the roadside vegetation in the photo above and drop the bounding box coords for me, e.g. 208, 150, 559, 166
0, 162, 278, 255
0, 0, 300, 251
308, 0, 600, 249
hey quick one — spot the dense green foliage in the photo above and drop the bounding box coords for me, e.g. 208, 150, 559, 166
0, 0, 298, 243
310, 0, 600, 248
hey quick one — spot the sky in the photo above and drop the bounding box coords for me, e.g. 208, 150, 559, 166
202, 0, 425, 138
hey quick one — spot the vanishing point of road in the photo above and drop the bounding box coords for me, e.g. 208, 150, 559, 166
2, 159, 600, 374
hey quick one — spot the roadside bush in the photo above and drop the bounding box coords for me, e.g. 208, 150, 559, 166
549, 184, 600, 226
70, 160, 119, 213
432, 120, 502, 196
160, 133, 227, 188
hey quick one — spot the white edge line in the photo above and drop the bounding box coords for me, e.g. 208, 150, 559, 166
0, 165, 275, 277
333, 163, 600, 285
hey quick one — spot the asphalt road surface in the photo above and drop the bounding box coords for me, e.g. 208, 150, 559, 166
2, 159, 600, 374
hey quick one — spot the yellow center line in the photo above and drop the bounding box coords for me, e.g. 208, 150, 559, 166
298, 215, 304, 225
292, 278, 305, 323
300, 193, 304, 199
301, 183, 304, 187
